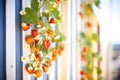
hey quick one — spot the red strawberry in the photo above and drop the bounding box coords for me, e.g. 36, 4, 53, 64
81, 77, 85, 80
42, 64, 49, 72
49, 18, 55, 23
86, 22, 92, 28
31, 29, 38, 38
57, 0, 60, 2
22, 24, 30, 31
81, 54, 86, 61
80, 70, 85, 75
43, 40, 51, 50
82, 47, 87, 53
25, 64, 33, 74
79, 12, 84, 20
25, 36, 34, 45
35, 54, 42, 61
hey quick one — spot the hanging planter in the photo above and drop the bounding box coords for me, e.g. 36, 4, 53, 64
20, 0, 66, 78
79, 0, 103, 80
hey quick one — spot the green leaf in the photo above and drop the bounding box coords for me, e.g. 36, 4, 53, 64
50, 0, 56, 2
82, 66, 92, 73
96, 67, 102, 75
80, 32, 86, 38
92, 33, 98, 42
94, 0, 100, 8
85, 38, 92, 47
98, 55, 103, 61
52, 31, 66, 42
92, 52, 99, 58
22, 8, 38, 24
31, 0, 40, 12
92, 52, 102, 61
49, 8, 61, 21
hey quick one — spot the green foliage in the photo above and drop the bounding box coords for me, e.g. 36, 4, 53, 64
92, 52, 102, 61
50, 8, 62, 22
31, 0, 40, 12
22, 8, 38, 24
82, 66, 92, 73
92, 33, 98, 42
85, 38, 92, 47
80, 0, 103, 79
80, 32, 86, 39
94, 0, 100, 8
96, 67, 102, 75
84, 4, 93, 16
49, 0, 56, 2
52, 31, 66, 42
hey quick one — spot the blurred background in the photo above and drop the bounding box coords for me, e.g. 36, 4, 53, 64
0, 0, 120, 80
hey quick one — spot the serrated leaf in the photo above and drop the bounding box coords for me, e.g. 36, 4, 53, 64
52, 8, 61, 21
22, 8, 38, 24
31, 0, 40, 12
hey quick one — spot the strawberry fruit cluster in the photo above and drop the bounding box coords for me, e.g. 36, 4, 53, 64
20, 0, 65, 78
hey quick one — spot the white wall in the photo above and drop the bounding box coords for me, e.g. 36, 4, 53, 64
6, 0, 16, 80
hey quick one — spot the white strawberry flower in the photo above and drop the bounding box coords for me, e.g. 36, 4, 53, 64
19, 10, 26, 15
54, 35, 61, 40
59, 13, 63, 17
28, 66, 33, 70
35, 35, 39, 40
53, 2, 57, 8
31, 74, 36, 77
32, 62, 38, 67
34, 67, 39, 71
44, 9, 49, 13
37, 25, 41, 28
47, 36, 51, 40
21, 23, 27, 27
21, 56, 28, 62
25, 45, 30, 48
30, 54, 35, 61
41, 27, 46, 31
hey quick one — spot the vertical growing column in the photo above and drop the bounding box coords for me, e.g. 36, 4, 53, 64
20, 0, 66, 79
79, 0, 103, 80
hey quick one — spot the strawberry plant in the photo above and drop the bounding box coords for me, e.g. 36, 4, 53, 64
20, 0, 66, 78
79, 0, 103, 80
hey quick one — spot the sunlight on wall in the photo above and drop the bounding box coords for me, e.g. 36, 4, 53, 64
110, 0, 120, 44
94, 0, 112, 79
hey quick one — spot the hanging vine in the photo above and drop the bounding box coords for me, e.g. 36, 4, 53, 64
79, 0, 103, 80
20, 0, 66, 78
